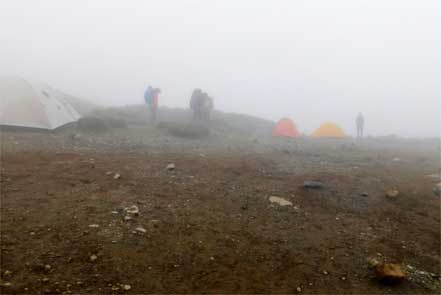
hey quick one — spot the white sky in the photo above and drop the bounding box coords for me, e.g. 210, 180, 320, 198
0, 0, 440, 137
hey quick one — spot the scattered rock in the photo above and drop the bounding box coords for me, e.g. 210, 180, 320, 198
4, 270, 12, 276
1, 282, 12, 287
135, 227, 147, 234
124, 216, 133, 222
303, 181, 323, 189
42, 278, 50, 283
44, 265, 52, 271
88, 224, 100, 228
106, 171, 113, 176
296, 286, 302, 293
374, 263, 406, 283
90, 254, 98, 262
113, 173, 121, 179
125, 205, 139, 215
323, 270, 329, 275
122, 284, 131, 291
360, 192, 369, 197
385, 190, 399, 199
166, 163, 176, 171
269, 196, 293, 206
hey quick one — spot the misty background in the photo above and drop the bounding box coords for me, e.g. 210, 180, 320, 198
0, 0, 440, 137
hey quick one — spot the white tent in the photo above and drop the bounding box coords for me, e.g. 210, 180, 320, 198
0, 77, 81, 130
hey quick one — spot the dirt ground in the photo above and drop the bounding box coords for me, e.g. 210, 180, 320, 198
1, 126, 440, 294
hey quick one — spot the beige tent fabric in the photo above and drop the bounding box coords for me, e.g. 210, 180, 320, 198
0, 77, 80, 129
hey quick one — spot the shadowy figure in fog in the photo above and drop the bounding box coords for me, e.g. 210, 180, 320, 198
144, 86, 160, 125
190, 89, 213, 127
356, 112, 364, 138
190, 88, 203, 123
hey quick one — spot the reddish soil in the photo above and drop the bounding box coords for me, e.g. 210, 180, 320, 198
0, 129, 440, 294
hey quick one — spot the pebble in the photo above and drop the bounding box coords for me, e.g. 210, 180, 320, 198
125, 205, 139, 215
88, 224, 100, 228
268, 196, 293, 206
4, 270, 12, 276
90, 254, 98, 262
135, 227, 147, 234
113, 173, 121, 179
303, 181, 323, 189
166, 163, 176, 171
296, 286, 302, 293
45, 265, 52, 271
323, 270, 329, 275
30, 232, 36, 236
123, 284, 131, 291
42, 278, 50, 283
360, 192, 369, 197
2, 282, 12, 287
385, 190, 399, 199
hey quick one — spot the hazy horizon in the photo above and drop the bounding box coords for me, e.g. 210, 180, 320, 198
1, 0, 440, 137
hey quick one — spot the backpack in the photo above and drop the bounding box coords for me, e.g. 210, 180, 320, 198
144, 89, 152, 105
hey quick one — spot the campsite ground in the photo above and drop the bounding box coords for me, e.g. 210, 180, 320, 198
1, 124, 440, 294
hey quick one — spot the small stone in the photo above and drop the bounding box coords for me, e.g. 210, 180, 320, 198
135, 227, 147, 234
2, 282, 12, 287
124, 216, 133, 222
30, 231, 36, 236
296, 286, 302, 293
335, 217, 340, 221
42, 278, 50, 283
323, 270, 328, 275
386, 190, 399, 199
367, 257, 380, 268
125, 205, 139, 215
210, 256, 215, 261
374, 263, 406, 283
360, 192, 369, 197
106, 171, 113, 176
166, 163, 176, 171
304, 181, 323, 189
88, 224, 100, 228
123, 284, 131, 291
45, 265, 52, 271
341, 276, 347, 281
90, 254, 98, 262
4, 270, 12, 276
268, 196, 293, 206
113, 173, 121, 179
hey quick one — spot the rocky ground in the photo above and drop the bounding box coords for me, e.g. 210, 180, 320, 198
0, 125, 440, 294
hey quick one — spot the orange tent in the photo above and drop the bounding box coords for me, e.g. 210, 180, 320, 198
273, 118, 300, 138
312, 122, 345, 138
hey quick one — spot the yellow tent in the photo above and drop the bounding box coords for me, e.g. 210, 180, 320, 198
312, 122, 345, 138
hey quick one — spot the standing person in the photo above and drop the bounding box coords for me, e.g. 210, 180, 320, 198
150, 88, 161, 125
190, 88, 202, 123
144, 86, 153, 105
356, 112, 365, 138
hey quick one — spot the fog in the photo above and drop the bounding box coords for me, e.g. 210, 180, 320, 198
1, 0, 440, 137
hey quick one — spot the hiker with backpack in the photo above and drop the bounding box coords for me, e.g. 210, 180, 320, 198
144, 86, 160, 125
